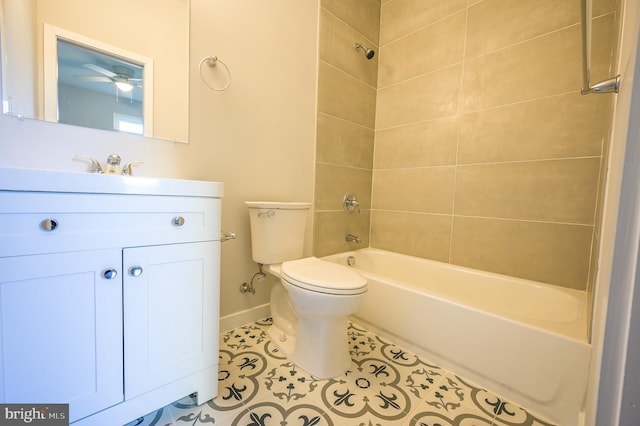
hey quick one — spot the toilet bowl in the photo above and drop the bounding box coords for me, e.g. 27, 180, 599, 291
245, 201, 367, 379
270, 257, 366, 378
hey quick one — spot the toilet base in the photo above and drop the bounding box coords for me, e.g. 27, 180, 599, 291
268, 315, 352, 379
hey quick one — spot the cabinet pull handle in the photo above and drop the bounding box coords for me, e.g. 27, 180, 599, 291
172, 216, 185, 227
128, 266, 143, 277
102, 268, 118, 280
40, 218, 59, 231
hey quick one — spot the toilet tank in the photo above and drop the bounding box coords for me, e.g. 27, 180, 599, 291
245, 201, 311, 264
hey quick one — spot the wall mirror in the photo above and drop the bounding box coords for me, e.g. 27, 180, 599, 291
0, 0, 189, 143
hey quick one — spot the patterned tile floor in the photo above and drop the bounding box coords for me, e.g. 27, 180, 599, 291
125, 317, 557, 426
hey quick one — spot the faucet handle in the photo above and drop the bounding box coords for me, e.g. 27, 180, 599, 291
122, 161, 144, 176
74, 155, 104, 173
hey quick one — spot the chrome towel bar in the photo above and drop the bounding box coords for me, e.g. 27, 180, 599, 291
580, 0, 620, 94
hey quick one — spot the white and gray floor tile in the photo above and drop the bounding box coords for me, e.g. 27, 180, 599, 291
125, 318, 557, 426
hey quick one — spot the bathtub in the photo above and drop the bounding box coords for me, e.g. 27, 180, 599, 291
323, 248, 591, 426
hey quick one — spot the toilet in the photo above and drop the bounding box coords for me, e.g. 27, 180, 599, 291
245, 201, 367, 379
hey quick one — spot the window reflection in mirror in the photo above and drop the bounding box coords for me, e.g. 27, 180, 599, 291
57, 40, 144, 135
0, 0, 188, 143
43, 24, 154, 137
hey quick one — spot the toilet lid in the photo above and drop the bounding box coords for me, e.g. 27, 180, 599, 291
281, 257, 367, 295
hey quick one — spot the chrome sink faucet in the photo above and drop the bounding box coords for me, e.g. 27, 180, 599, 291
104, 154, 122, 174
75, 154, 143, 176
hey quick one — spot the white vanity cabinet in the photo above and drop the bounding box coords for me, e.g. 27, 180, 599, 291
0, 249, 124, 421
123, 241, 219, 400
0, 168, 223, 426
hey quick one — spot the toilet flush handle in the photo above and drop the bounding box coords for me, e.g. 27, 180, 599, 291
258, 209, 275, 218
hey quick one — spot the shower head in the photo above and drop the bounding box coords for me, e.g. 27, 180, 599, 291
355, 42, 375, 60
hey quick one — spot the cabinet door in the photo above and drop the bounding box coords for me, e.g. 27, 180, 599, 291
123, 241, 220, 399
0, 250, 123, 422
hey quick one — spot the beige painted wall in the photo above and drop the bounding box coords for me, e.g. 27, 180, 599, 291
370, 0, 619, 290
22, 0, 189, 142
184, 0, 319, 318
0, 0, 38, 117
0, 0, 320, 322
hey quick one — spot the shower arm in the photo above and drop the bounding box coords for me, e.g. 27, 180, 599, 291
580, 0, 620, 94
354, 42, 375, 60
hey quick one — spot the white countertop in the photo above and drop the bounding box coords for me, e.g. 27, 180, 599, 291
0, 167, 223, 197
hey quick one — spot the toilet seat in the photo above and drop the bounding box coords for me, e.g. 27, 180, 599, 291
281, 257, 367, 295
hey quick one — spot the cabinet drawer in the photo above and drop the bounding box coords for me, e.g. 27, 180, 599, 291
0, 192, 221, 256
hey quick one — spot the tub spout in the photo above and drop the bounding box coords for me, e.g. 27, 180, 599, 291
346, 234, 361, 244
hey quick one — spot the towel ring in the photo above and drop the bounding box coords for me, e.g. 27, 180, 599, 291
199, 55, 231, 91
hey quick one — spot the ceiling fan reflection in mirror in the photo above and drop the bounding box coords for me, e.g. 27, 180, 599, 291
56, 38, 144, 102
75, 64, 142, 95
73, 64, 142, 97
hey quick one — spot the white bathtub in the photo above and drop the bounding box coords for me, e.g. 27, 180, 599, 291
323, 248, 591, 426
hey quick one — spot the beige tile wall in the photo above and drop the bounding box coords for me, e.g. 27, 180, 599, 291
372, 0, 618, 290
314, 0, 379, 256
314, 0, 618, 291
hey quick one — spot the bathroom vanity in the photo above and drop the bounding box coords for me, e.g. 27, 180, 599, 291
0, 168, 223, 425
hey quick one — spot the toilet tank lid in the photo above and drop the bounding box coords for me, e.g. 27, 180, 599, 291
282, 257, 367, 293
245, 201, 311, 210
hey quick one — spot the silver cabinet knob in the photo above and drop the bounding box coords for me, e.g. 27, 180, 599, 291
40, 218, 59, 231
172, 216, 185, 227
102, 269, 118, 280
128, 266, 143, 277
